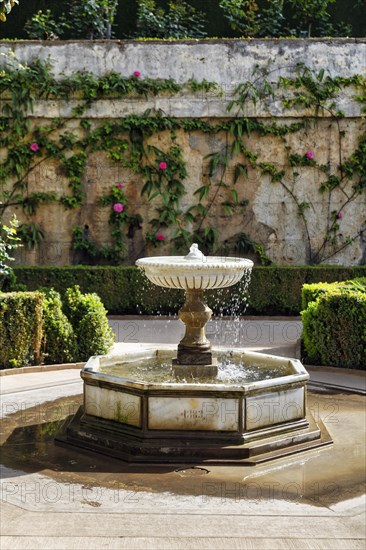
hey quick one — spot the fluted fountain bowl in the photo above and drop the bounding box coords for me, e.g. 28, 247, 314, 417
136, 245, 253, 290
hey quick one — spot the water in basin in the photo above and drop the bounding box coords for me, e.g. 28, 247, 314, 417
97, 352, 293, 384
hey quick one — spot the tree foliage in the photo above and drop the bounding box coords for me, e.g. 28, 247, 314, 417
0, 215, 21, 290
135, 0, 207, 38
219, 0, 259, 37
67, 0, 118, 39
0, 0, 18, 22
21, 0, 355, 39
219, 0, 351, 37
25, 0, 118, 40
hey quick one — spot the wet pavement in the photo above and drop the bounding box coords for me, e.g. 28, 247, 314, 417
0, 320, 365, 549
1, 391, 365, 507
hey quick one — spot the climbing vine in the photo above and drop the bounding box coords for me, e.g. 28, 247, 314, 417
0, 51, 365, 265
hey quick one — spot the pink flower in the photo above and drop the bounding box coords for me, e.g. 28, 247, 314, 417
116, 183, 124, 189
306, 150, 314, 160
337, 211, 343, 219
30, 142, 39, 152
113, 203, 124, 213
133, 71, 141, 77
156, 233, 165, 241
159, 162, 167, 170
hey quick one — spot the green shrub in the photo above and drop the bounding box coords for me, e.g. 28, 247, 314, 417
302, 277, 366, 310
63, 285, 114, 361
135, 0, 207, 39
24, 9, 67, 39
301, 286, 366, 369
301, 281, 338, 311
244, 266, 308, 315
66, 0, 118, 39
13, 265, 366, 316
14, 266, 135, 313
0, 285, 115, 368
0, 292, 43, 369
0, 215, 21, 292
41, 289, 77, 365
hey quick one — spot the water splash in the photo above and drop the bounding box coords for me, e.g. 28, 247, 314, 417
135, 266, 183, 315
98, 351, 292, 385
207, 268, 252, 349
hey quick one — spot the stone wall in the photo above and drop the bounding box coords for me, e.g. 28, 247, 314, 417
1, 40, 365, 266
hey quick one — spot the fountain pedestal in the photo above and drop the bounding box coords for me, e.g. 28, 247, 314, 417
174, 289, 218, 377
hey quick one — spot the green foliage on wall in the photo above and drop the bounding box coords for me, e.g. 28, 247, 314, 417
135, 0, 207, 38
0, 54, 365, 265
0, 214, 21, 290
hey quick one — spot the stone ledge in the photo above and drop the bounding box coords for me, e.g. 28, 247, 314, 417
0, 93, 362, 118
1, 40, 365, 81
0, 362, 85, 376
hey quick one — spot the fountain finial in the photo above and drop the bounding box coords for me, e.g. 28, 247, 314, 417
184, 243, 205, 261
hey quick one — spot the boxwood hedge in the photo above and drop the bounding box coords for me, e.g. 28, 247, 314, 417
41, 289, 77, 365
301, 286, 366, 369
13, 265, 366, 316
63, 285, 115, 362
301, 277, 366, 310
0, 291, 43, 368
0, 286, 114, 368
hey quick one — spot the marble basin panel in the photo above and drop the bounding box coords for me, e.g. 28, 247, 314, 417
81, 349, 308, 435
148, 396, 239, 431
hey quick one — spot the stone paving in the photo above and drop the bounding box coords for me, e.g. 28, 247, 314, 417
0, 318, 365, 549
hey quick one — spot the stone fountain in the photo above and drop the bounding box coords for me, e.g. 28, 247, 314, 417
58, 244, 331, 463
137, 243, 248, 378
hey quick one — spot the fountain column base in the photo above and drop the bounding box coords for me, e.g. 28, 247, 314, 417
172, 358, 218, 378
175, 289, 218, 376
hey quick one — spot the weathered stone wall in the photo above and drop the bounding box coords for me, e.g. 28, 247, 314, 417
1, 40, 365, 266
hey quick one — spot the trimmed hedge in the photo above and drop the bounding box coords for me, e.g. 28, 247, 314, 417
0, 292, 43, 368
13, 265, 366, 316
63, 286, 115, 362
302, 277, 366, 310
301, 286, 366, 369
42, 289, 77, 365
0, 286, 114, 368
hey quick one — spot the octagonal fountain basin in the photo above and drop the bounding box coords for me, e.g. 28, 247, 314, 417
58, 348, 332, 464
